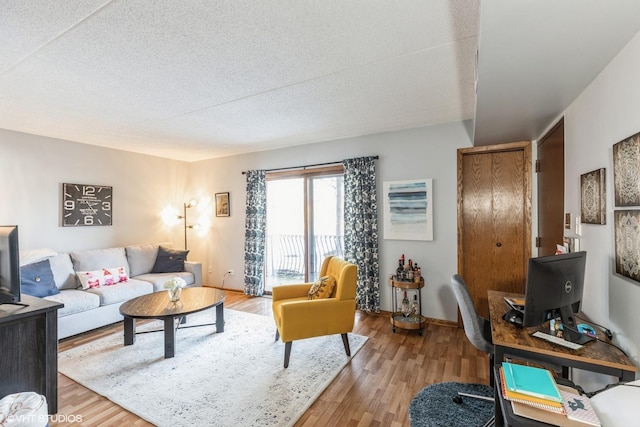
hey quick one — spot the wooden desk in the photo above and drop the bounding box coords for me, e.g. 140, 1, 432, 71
488, 290, 637, 426
0, 295, 63, 414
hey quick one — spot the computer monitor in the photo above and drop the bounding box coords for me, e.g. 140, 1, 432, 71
522, 251, 591, 344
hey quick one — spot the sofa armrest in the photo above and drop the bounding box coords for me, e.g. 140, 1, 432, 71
185, 261, 202, 286
272, 283, 313, 301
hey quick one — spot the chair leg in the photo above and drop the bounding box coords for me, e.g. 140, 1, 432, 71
284, 342, 292, 368
275, 329, 280, 342
341, 333, 351, 357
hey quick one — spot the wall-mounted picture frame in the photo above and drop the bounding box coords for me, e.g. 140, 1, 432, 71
613, 131, 640, 207
614, 210, 640, 282
383, 179, 433, 241
580, 168, 606, 224
215, 192, 230, 217
62, 183, 113, 226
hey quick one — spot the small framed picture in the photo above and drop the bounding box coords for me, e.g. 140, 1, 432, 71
215, 192, 230, 217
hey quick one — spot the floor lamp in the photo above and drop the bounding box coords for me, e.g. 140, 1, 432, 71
178, 198, 200, 250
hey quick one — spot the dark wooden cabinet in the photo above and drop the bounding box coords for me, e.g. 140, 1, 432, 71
0, 294, 63, 414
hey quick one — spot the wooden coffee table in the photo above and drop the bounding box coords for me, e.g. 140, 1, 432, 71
119, 287, 226, 358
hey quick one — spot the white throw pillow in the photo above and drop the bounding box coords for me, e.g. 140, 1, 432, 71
77, 266, 129, 289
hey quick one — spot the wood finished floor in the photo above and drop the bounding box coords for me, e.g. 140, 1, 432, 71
53, 291, 489, 427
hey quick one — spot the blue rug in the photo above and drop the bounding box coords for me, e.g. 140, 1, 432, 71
408, 382, 494, 427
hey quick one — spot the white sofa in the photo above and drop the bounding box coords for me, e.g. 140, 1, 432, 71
39, 243, 202, 339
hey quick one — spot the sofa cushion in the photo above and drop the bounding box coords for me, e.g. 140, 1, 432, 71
126, 243, 161, 277
71, 247, 130, 278
85, 279, 153, 306
151, 246, 189, 273
44, 289, 101, 317
134, 271, 195, 292
19, 248, 57, 266
20, 259, 59, 297
49, 253, 78, 290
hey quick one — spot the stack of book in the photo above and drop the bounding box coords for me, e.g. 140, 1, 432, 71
499, 362, 601, 426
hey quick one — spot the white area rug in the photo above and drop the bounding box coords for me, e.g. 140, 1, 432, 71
58, 309, 367, 427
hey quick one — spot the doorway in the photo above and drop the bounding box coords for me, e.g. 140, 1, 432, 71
536, 118, 565, 257
457, 141, 532, 319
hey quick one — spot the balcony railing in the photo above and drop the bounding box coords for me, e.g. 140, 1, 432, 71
265, 234, 344, 289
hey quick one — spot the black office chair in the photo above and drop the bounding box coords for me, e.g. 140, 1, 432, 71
450, 274, 495, 387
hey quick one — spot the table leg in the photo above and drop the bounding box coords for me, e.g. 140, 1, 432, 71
124, 316, 136, 345
216, 303, 224, 333
164, 317, 176, 358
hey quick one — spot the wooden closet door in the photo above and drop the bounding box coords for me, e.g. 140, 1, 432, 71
458, 142, 531, 320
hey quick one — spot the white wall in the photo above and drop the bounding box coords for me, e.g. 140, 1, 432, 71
0, 129, 191, 252
1, 122, 472, 320
564, 30, 640, 381
190, 121, 472, 319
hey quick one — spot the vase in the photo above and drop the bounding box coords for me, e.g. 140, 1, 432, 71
167, 287, 182, 302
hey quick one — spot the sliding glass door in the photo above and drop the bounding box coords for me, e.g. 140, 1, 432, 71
264, 167, 344, 293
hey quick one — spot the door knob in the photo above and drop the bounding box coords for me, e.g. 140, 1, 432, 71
496, 242, 502, 247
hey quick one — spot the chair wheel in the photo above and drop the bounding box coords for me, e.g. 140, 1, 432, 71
453, 395, 463, 404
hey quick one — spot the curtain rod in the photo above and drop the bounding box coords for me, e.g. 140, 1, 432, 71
241, 155, 379, 175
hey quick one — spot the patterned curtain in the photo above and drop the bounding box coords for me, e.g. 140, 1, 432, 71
243, 170, 267, 296
343, 156, 379, 312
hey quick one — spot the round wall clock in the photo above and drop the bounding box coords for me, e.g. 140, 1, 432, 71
62, 183, 113, 226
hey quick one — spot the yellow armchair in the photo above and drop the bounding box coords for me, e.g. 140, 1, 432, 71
272, 256, 357, 368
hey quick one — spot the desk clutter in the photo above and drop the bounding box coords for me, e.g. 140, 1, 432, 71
498, 362, 601, 426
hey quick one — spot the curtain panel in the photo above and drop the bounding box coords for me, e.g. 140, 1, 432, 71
243, 170, 267, 296
343, 156, 380, 312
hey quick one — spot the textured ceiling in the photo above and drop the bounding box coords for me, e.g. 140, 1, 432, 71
4, 1, 640, 161
0, 0, 479, 161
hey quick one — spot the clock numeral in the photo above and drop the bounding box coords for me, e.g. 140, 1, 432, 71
83, 186, 96, 197
64, 200, 75, 210
84, 216, 94, 225
102, 201, 111, 210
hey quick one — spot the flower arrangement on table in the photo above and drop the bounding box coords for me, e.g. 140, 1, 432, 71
164, 277, 187, 302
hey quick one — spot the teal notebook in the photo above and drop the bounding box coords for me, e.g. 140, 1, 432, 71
502, 362, 563, 403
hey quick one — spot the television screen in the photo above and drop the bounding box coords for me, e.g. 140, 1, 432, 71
0, 225, 21, 304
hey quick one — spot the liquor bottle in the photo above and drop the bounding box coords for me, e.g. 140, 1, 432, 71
396, 259, 403, 280
414, 263, 421, 283
401, 291, 411, 317
411, 294, 419, 318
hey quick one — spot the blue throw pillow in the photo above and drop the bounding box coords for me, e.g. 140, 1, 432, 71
20, 259, 60, 297
151, 246, 189, 273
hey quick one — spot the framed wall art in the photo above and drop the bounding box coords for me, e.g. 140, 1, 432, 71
614, 210, 640, 282
215, 192, 230, 217
62, 183, 112, 226
613, 131, 640, 206
580, 168, 606, 224
383, 179, 433, 241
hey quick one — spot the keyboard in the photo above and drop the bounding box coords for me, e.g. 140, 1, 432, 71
532, 331, 584, 350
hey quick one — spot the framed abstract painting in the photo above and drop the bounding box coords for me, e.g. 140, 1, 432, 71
383, 179, 433, 241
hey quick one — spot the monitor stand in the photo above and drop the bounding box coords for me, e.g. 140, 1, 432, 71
560, 306, 595, 345
0, 301, 29, 308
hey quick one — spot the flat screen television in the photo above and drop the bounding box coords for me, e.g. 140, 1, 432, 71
522, 251, 591, 344
0, 225, 22, 305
